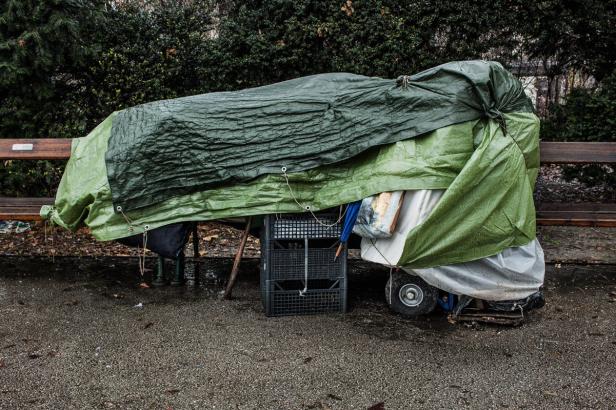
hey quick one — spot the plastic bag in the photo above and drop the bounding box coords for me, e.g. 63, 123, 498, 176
353, 191, 404, 239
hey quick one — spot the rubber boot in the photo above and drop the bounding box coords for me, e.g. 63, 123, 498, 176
152, 255, 167, 287
171, 252, 185, 286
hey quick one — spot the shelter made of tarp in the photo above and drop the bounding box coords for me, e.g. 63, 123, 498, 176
42, 60, 540, 269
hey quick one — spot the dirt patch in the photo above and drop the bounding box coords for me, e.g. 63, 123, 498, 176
0, 221, 260, 258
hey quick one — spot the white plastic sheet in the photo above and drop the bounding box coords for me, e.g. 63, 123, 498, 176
360, 189, 545, 300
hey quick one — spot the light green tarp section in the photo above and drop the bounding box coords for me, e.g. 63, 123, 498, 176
42, 111, 539, 269
106, 61, 533, 212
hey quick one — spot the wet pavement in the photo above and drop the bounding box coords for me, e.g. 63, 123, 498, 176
1, 257, 615, 409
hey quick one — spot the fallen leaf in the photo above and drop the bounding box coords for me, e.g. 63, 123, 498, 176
368, 402, 385, 410
544, 391, 558, 396
165, 389, 181, 395
327, 393, 342, 401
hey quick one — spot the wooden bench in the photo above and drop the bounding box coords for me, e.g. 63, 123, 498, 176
1, 139, 616, 227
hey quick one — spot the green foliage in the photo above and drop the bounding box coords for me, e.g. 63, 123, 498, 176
1, 0, 615, 195
1, 0, 217, 196
86, 0, 217, 114
214, 0, 527, 88
542, 71, 616, 142
0, 0, 104, 137
542, 70, 616, 185
0, 0, 105, 196
523, 0, 616, 81
0, 160, 64, 197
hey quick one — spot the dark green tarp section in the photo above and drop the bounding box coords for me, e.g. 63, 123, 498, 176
42, 60, 540, 268
107, 60, 532, 212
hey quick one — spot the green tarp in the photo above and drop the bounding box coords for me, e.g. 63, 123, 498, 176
107, 60, 532, 212
42, 60, 540, 268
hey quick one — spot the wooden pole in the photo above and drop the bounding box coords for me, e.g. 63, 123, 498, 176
223, 217, 252, 299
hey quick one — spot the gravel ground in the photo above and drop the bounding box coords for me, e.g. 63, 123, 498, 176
1, 257, 615, 409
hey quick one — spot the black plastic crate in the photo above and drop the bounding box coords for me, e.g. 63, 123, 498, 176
264, 279, 347, 316
268, 247, 345, 280
260, 211, 348, 316
266, 213, 342, 240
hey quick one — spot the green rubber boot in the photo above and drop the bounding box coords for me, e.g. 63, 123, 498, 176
152, 255, 167, 287
170, 252, 185, 286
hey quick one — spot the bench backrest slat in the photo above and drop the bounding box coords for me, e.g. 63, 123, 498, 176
1, 140, 615, 163
0, 139, 72, 160
539, 142, 616, 164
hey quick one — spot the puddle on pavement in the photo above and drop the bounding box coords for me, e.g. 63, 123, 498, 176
0, 256, 238, 288
1, 256, 613, 333
0, 256, 440, 318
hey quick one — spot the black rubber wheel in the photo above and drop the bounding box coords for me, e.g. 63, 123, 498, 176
385, 272, 439, 316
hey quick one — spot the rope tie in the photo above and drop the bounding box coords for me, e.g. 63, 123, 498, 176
396, 75, 412, 89
281, 166, 347, 228
515, 302, 524, 316
116, 205, 150, 281
368, 238, 397, 268
281, 167, 350, 296
138, 227, 149, 278
116, 205, 136, 233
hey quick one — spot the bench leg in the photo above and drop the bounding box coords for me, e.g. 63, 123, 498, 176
152, 255, 167, 287
171, 252, 185, 286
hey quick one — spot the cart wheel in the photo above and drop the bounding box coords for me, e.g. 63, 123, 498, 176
385, 272, 439, 316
